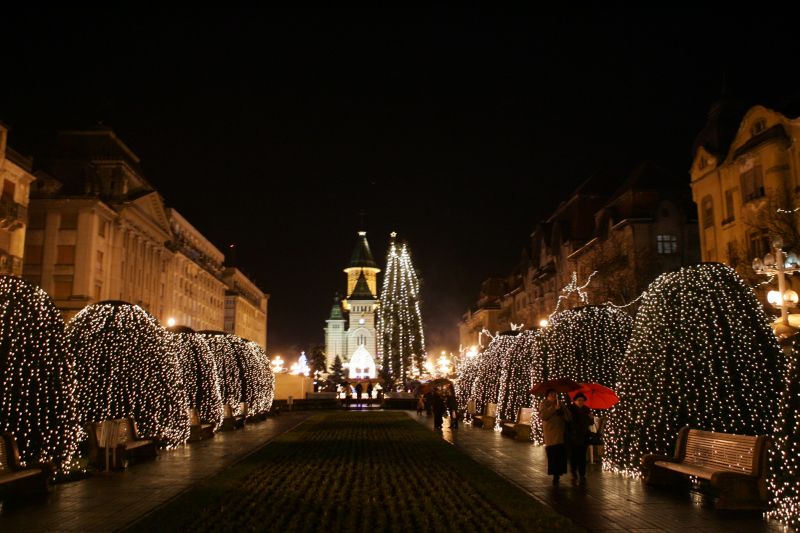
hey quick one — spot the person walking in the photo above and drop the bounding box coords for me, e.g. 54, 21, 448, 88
354, 382, 363, 408
446, 386, 459, 429
367, 382, 374, 402
539, 389, 570, 486
416, 394, 425, 416
432, 390, 446, 429
566, 392, 594, 485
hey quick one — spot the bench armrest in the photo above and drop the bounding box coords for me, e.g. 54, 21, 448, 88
641, 453, 678, 470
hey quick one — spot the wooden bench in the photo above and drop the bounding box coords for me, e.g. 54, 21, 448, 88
0, 432, 53, 497
472, 403, 497, 429
501, 407, 535, 440
188, 408, 215, 441
221, 403, 246, 431
642, 426, 770, 510
86, 418, 158, 470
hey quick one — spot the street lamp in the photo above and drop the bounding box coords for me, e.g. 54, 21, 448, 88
752, 235, 800, 338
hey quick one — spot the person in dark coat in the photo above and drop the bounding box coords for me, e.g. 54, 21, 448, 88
367, 383, 373, 401
432, 390, 446, 429
424, 391, 433, 416
354, 383, 363, 407
446, 386, 459, 429
538, 389, 571, 486
566, 392, 595, 484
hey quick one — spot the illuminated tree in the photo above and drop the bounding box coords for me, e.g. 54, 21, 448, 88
378, 234, 426, 387
767, 344, 800, 528
603, 263, 784, 476
329, 355, 346, 385
0, 276, 79, 472
496, 331, 538, 423
470, 333, 511, 415
525, 306, 632, 443
454, 352, 480, 412
199, 332, 243, 410
199, 332, 273, 415
243, 340, 275, 414
168, 329, 224, 429
68, 302, 190, 447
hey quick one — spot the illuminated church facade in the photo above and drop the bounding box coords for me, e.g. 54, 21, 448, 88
324, 231, 380, 379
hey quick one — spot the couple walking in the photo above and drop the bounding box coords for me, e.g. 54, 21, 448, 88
538, 389, 594, 486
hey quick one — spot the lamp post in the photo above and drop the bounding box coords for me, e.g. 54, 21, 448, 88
752, 235, 800, 338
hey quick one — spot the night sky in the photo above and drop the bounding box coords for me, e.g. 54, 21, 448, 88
2, 8, 800, 358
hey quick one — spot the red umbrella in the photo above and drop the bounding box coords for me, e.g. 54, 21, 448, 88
569, 383, 619, 409
530, 378, 582, 396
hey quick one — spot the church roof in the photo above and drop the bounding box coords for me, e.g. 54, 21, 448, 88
348, 231, 378, 269
349, 271, 375, 300
328, 298, 344, 320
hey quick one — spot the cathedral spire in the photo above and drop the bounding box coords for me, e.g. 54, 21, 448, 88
349, 271, 375, 300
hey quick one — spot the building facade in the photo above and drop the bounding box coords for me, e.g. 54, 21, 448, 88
223, 267, 269, 350
324, 232, 380, 377
0, 124, 36, 277
22, 127, 267, 341
690, 104, 800, 275
460, 162, 699, 344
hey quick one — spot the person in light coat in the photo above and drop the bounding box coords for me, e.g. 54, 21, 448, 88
538, 389, 571, 485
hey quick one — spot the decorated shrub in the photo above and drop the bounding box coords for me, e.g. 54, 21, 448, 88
169, 328, 224, 429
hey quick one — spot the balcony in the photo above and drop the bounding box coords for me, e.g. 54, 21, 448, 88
0, 199, 27, 231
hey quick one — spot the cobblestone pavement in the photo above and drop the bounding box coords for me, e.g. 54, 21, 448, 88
0, 412, 312, 533
409, 412, 789, 533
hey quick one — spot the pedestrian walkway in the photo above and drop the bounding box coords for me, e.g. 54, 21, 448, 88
0, 412, 312, 533
409, 412, 787, 532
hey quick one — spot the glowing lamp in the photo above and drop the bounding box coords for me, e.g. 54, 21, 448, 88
539, 319, 549, 328
167, 317, 176, 327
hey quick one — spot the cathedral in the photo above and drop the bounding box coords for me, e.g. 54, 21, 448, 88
324, 231, 380, 379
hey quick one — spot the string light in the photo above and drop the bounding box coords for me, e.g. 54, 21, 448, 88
68, 302, 190, 447
767, 342, 800, 528
602, 263, 785, 477
0, 276, 80, 473
549, 271, 598, 319
168, 330, 224, 430
378, 234, 426, 388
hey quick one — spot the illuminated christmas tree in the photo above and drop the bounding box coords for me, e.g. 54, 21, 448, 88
524, 306, 632, 443
454, 351, 480, 411
378, 233, 426, 386
767, 343, 800, 528
168, 328, 224, 429
603, 263, 784, 476
0, 276, 79, 472
68, 302, 190, 446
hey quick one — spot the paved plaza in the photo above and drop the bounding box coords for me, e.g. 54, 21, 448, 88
0, 413, 312, 532
409, 412, 786, 532
0, 409, 793, 532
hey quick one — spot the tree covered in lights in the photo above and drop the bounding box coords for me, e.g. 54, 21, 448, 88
378, 234, 426, 387
524, 306, 632, 443
603, 263, 784, 476
0, 276, 79, 472
200, 332, 243, 410
767, 343, 800, 528
243, 340, 275, 414
168, 329, 224, 429
496, 331, 538, 423
470, 333, 511, 415
69, 302, 190, 446
455, 351, 480, 412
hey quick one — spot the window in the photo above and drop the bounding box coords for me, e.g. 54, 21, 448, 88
751, 119, 767, 136
98, 220, 108, 237
96, 250, 104, 270
724, 189, 735, 223
702, 196, 714, 228
1, 180, 15, 203
740, 165, 764, 202
56, 245, 75, 265
60, 213, 78, 230
749, 232, 770, 258
53, 277, 73, 299
656, 235, 678, 254
699, 157, 708, 170
24, 244, 43, 264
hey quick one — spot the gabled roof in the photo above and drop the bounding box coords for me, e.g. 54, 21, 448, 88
348, 231, 378, 269
349, 271, 375, 300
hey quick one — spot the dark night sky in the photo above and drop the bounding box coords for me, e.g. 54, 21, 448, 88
2, 8, 800, 358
